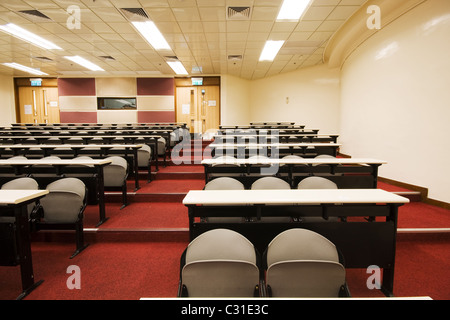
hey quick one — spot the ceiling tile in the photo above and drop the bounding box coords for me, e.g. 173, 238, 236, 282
0, 0, 367, 79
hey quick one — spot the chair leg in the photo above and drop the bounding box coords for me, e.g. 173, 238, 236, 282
147, 162, 152, 183
120, 182, 128, 209
71, 221, 88, 259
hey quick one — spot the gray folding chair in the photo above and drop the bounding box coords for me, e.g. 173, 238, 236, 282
264, 228, 349, 298
103, 156, 128, 209
297, 176, 338, 189
179, 229, 261, 297
137, 144, 152, 182
251, 177, 292, 223
38, 178, 88, 258
157, 137, 167, 167
204, 177, 246, 223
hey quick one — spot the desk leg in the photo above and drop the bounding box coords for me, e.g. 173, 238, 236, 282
14, 205, 43, 300
95, 166, 109, 227
188, 206, 194, 241
371, 164, 380, 188
381, 204, 400, 297
133, 148, 140, 191
203, 165, 209, 183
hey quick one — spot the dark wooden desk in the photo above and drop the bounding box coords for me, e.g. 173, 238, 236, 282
0, 189, 49, 299
0, 159, 112, 227
202, 158, 386, 188
0, 144, 142, 191
183, 189, 409, 297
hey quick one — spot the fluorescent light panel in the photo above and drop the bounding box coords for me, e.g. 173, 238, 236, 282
277, 0, 312, 21
64, 56, 104, 71
259, 40, 285, 61
0, 23, 62, 50
167, 61, 188, 75
3, 62, 48, 76
132, 21, 171, 50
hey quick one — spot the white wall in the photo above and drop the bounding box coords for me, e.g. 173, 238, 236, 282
249, 64, 341, 133
340, 0, 450, 203
0, 75, 16, 126
220, 74, 251, 126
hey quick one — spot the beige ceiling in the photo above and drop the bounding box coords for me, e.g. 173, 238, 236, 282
0, 0, 368, 80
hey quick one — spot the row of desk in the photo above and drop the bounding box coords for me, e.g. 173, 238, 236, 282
0, 144, 143, 192
0, 123, 188, 299
182, 188, 409, 297
183, 125, 410, 297
202, 157, 386, 189
0, 158, 112, 227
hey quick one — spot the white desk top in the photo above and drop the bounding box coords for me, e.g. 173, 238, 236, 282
0, 189, 49, 205
0, 159, 112, 166
0, 135, 161, 139
201, 158, 387, 166
208, 143, 341, 148
0, 144, 143, 149
214, 133, 339, 137
183, 189, 409, 206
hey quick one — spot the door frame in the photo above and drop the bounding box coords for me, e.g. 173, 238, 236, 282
174, 76, 221, 133
14, 78, 59, 123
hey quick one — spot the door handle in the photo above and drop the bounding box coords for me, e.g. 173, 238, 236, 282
32, 90, 37, 116
43, 90, 48, 116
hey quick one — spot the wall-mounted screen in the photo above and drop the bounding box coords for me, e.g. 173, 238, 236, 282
97, 98, 137, 110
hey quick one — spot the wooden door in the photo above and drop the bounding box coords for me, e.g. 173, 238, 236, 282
18, 87, 60, 124
176, 86, 220, 134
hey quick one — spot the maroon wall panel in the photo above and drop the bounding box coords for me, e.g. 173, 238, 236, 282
58, 78, 96, 96
137, 78, 174, 96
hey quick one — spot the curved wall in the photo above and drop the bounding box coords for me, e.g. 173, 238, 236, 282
339, 0, 450, 203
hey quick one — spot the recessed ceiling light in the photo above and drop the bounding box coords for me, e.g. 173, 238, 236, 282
259, 40, 285, 61
277, 0, 312, 21
2, 62, 49, 76
167, 61, 188, 75
0, 23, 62, 50
132, 21, 171, 51
64, 56, 105, 72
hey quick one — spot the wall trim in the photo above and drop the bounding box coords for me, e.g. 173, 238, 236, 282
379, 177, 450, 210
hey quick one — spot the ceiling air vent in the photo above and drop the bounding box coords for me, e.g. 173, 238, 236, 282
99, 56, 116, 61
17, 10, 52, 23
228, 55, 243, 61
119, 8, 149, 22
227, 6, 252, 20
32, 56, 54, 62
165, 56, 179, 62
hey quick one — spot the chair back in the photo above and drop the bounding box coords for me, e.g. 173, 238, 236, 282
1, 177, 38, 190
205, 177, 244, 190
40, 178, 86, 223
103, 156, 128, 186
182, 229, 259, 297
265, 228, 345, 297
297, 176, 337, 189
251, 176, 290, 190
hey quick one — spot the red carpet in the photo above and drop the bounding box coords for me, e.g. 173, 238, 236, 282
398, 202, 450, 228
96, 202, 188, 229
0, 241, 187, 300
